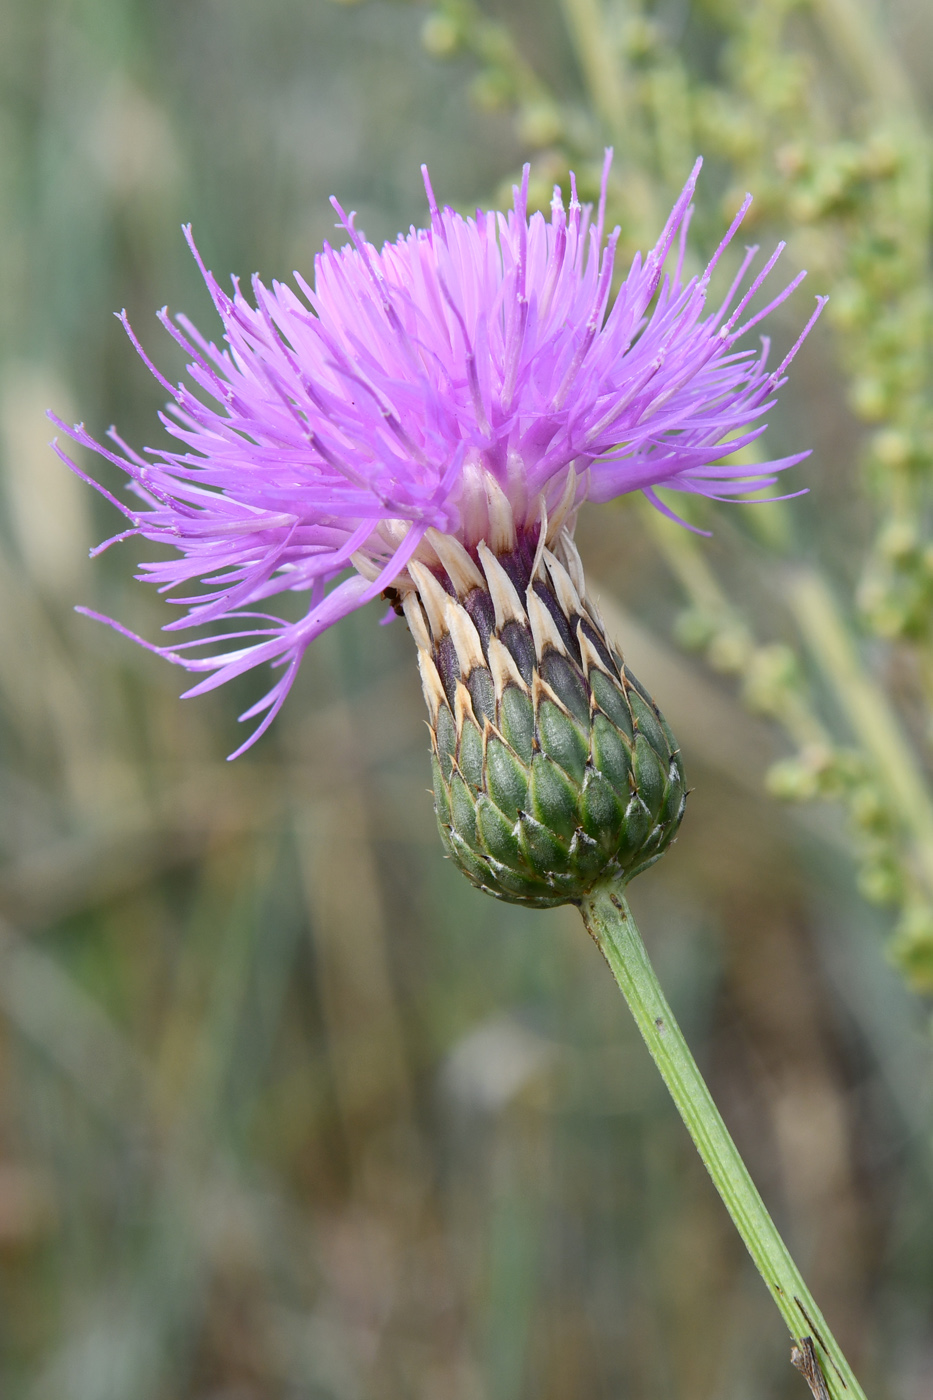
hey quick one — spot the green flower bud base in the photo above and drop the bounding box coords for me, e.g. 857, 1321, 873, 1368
403, 527, 686, 908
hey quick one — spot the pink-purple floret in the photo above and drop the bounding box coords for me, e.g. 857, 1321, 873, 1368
52, 152, 825, 756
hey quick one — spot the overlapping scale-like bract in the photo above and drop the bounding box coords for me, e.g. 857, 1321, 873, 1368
407, 527, 685, 907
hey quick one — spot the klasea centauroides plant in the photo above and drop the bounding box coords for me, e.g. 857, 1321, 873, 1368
54, 154, 865, 1398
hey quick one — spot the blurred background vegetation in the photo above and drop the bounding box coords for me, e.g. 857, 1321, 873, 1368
0, 0, 932, 1396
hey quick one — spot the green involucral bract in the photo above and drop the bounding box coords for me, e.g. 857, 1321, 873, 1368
402, 526, 686, 908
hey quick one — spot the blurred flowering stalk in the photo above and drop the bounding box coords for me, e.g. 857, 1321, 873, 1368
422, 0, 933, 992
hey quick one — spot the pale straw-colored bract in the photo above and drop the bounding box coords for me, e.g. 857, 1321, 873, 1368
53, 151, 824, 756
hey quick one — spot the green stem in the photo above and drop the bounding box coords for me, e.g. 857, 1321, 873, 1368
580, 881, 867, 1400
787, 567, 933, 894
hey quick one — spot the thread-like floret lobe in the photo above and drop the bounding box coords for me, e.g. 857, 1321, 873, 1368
52, 152, 824, 753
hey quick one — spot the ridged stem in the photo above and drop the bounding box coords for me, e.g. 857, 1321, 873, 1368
579, 882, 867, 1400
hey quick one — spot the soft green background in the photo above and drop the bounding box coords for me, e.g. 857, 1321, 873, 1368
0, 1, 931, 1397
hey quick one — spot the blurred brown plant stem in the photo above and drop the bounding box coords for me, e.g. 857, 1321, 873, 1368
299, 788, 414, 1158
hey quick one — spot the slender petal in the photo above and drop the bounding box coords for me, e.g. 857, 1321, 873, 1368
54, 153, 821, 750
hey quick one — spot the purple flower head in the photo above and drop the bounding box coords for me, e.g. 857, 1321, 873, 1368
53, 151, 824, 756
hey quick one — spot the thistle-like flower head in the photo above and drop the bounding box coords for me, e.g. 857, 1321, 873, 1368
54, 152, 823, 757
